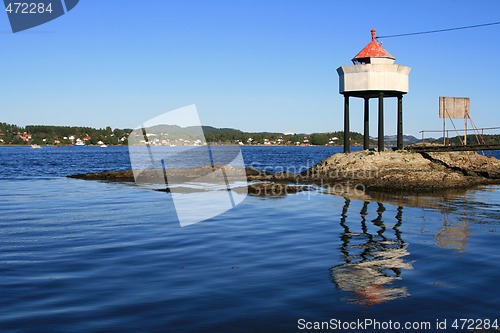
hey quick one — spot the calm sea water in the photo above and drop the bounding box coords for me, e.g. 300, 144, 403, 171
1, 146, 500, 332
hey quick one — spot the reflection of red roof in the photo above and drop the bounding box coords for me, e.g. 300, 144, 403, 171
355, 284, 385, 306
353, 29, 395, 61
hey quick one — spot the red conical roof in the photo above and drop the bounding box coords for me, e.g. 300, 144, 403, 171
352, 29, 395, 62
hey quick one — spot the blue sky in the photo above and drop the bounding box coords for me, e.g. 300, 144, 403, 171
1, 0, 499, 136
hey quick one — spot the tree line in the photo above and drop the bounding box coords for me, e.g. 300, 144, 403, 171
0, 122, 131, 145
203, 127, 368, 146
0, 121, 371, 146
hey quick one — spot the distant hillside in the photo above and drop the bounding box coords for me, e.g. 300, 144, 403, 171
0, 121, 370, 146
383, 135, 420, 146
0, 122, 131, 146
428, 134, 500, 146
139, 124, 367, 146
4, 121, 477, 147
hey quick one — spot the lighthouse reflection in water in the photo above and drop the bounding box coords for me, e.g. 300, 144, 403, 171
330, 199, 413, 305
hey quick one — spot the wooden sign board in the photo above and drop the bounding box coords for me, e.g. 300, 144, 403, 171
439, 97, 470, 119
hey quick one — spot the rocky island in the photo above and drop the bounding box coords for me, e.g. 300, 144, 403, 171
69, 150, 500, 196
303, 150, 500, 192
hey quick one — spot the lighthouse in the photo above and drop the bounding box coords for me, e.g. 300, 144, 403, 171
337, 29, 411, 153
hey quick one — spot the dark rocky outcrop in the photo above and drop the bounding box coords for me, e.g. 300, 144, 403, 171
68, 151, 500, 196
296, 150, 500, 193
69, 169, 136, 182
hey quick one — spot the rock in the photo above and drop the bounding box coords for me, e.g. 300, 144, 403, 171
68, 151, 500, 196
68, 170, 135, 182
303, 150, 500, 193
247, 183, 309, 196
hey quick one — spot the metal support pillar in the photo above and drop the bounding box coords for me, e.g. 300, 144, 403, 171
378, 92, 384, 152
363, 97, 370, 150
397, 94, 403, 150
344, 95, 350, 153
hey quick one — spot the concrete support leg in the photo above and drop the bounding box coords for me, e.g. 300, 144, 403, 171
363, 97, 370, 150
378, 92, 384, 152
397, 94, 403, 150
344, 95, 350, 153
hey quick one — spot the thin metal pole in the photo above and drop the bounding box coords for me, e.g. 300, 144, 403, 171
397, 94, 403, 150
443, 117, 446, 145
378, 92, 384, 152
464, 116, 467, 145
344, 95, 350, 153
364, 97, 370, 150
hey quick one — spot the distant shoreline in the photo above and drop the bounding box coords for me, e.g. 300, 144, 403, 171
0, 143, 350, 148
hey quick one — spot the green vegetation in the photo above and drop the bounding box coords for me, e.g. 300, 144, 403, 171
0, 122, 131, 146
0, 122, 372, 146
202, 127, 368, 146
428, 133, 500, 146
0, 122, 25, 145
0, 122, 440, 147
